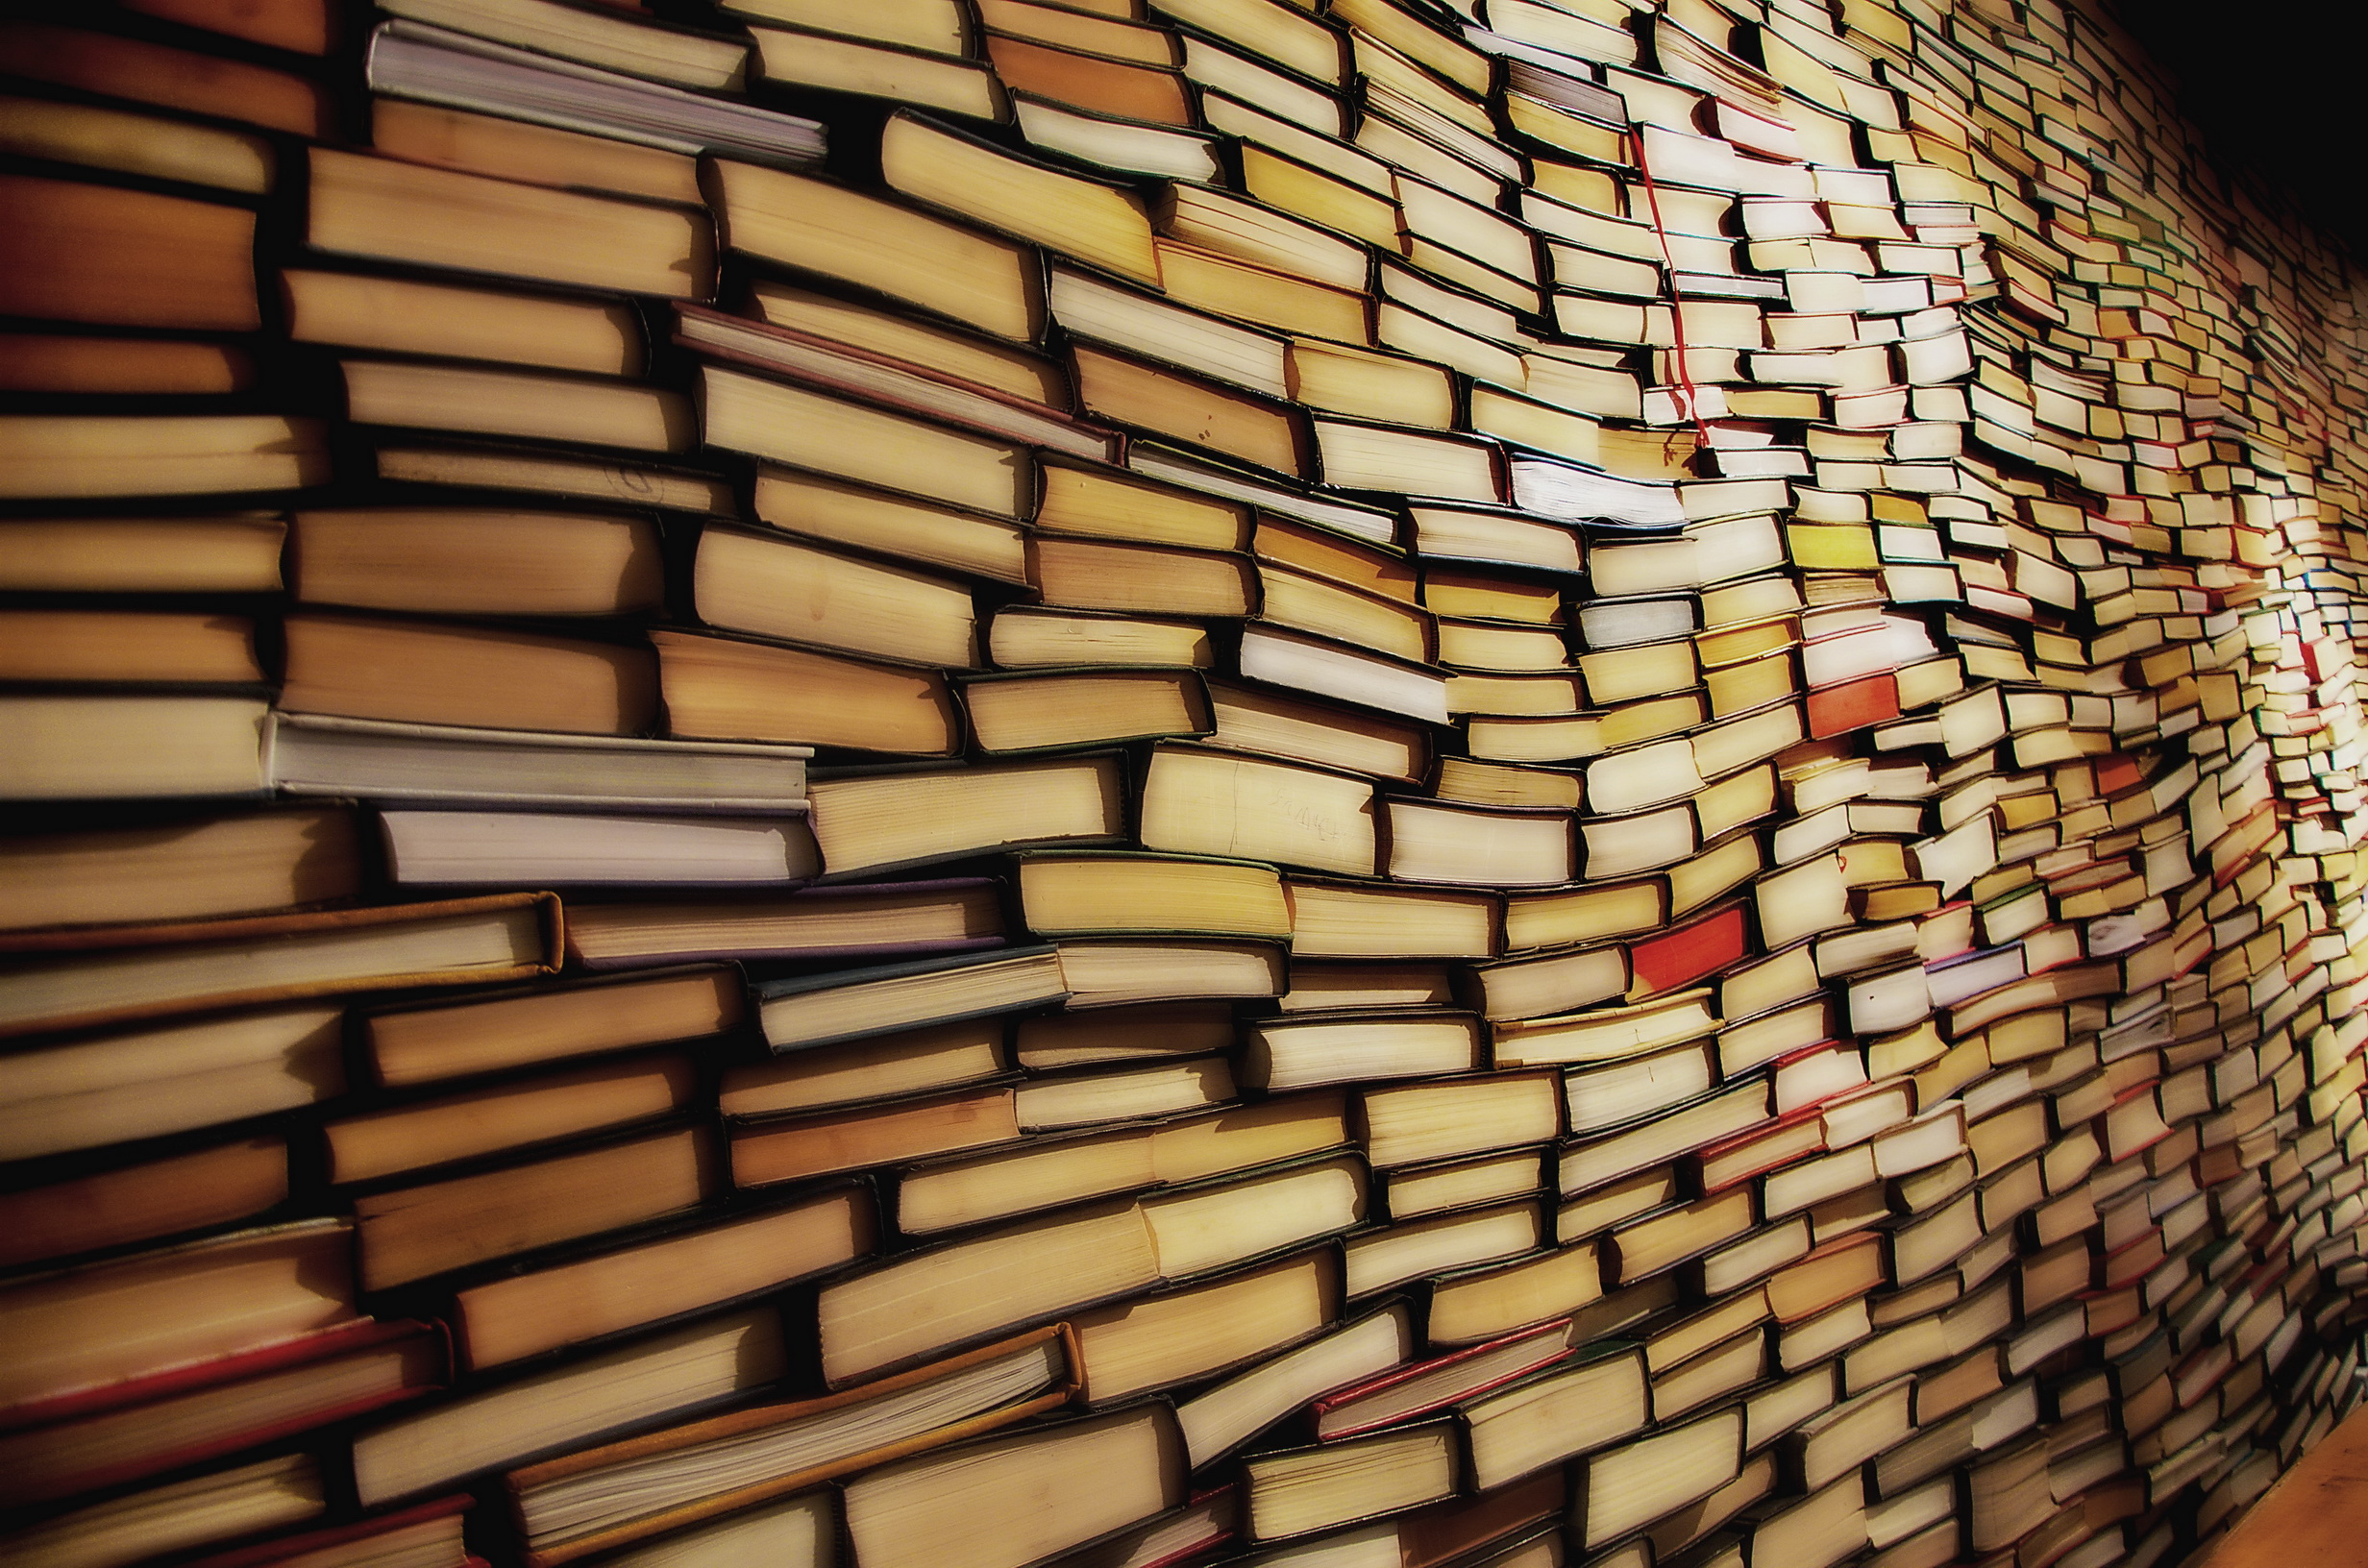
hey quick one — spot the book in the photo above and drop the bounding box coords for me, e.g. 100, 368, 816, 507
367, 20, 825, 166
326, 1052, 700, 1185
1069, 1250, 1333, 1408
838, 1404, 1185, 1568
818, 1155, 1363, 1384
0, 1004, 344, 1162
1139, 744, 1378, 878
0, 893, 561, 1041
2, 805, 361, 938
280, 613, 658, 737
0, 694, 272, 799
676, 306, 1116, 464
307, 148, 716, 299
881, 110, 1160, 286
0, 1317, 444, 1507
351, 1123, 719, 1290
1456, 1341, 1649, 1491
0, 1451, 325, 1568
895, 1091, 1347, 1237
0, 20, 333, 135
703, 160, 1042, 343
377, 0, 750, 90
961, 669, 1217, 754
1017, 854, 1292, 938
563, 880, 1005, 968
752, 945, 1070, 1053
367, 95, 704, 206
287, 506, 664, 618
174, 1496, 475, 1568
750, 24, 1005, 119
0, 1134, 289, 1271
0, 607, 263, 686
651, 630, 961, 757
0, 1218, 356, 1411
0, 413, 330, 501
267, 715, 811, 811
506, 1326, 1078, 1564
0, 173, 259, 331
352, 1307, 789, 1507
454, 1185, 873, 1370
1242, 1421, 1459, 1542
1309, 1320, 1571, 1441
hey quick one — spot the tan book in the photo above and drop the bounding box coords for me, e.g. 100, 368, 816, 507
706, 160, 1041, 343
308, 148, 712, 299
506, 1327, 1078, 1566
0, 893, 558, 1041
0, 413, 328, 500
282, 613, 657, 737
1072, 341, 1308, 477
841, 1405, 1184, 1568
455, 1186, 873, 1369
881, 110, 1158, 285
290, 508, 663, 618
0, 172, 259, 331
750, 26, 1003, 118
353, 1125, 717, 1290
0, 514, 284, 595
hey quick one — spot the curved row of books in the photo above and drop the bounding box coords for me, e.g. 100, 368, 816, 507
4, 1, 2368, 1568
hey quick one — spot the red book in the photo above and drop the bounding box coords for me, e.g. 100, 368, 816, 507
2100, 1228, 2167, 1291
180, 1497, 473, 1568
1806, 671, 1900, 739
1084, 1486, 1238, 1568
0, 1318, 446, 1506
2094, 754, 2146, 796
1628, 901, 1746, 996
1695, 1101, 1828, 1194
1307, 1319, 1569, 1441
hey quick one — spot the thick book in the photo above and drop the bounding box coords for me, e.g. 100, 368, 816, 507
173, 1496, 473, 1568
376, 0, 751, 90
367, 19, 824, 166
752, 944, 1070, 1052
959, 668, 1217, 756
563, 879, 1007, 969
0, 805, 364, 938
0, 1317, 445, 1507
1240, 1419, 1461, 1542
325, 1051, 700, 1187
682, 523, 981, 672
651, 627, 963, 758
0, 1218, 357, 1413
266, 713, 811, 812
375, 810, 820, 888
1452, 1339, 1651, 1491
451, 1184, 876, 1370
0, 693, 272, 800
351, 1306, 788, 1508
1308, 1319, 1572, 1441
676, 304, 1121, 462
0, 1133, 290, 1272
504, 1324, 1080, 1565
280, 612, 660, 738
0, 893, 562, 1040
307, 146, 716, 301
0, 170, 260, 332
350, 1123, 720, 1290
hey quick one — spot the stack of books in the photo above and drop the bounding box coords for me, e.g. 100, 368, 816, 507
4, 1, 2367, 1567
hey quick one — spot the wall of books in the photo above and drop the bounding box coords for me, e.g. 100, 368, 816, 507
6, 0, 2368, 1566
